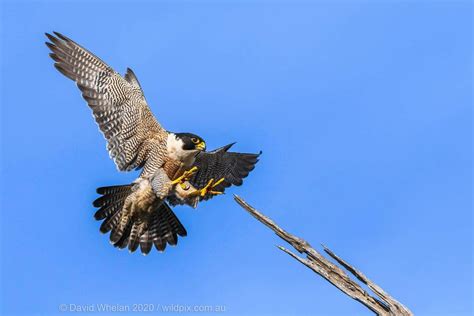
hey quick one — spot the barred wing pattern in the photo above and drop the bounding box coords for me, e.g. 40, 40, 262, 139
46, 32, 165, 171
191, 143, 261, 201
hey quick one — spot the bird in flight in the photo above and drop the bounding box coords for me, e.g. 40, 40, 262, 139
45, 32, 260, 255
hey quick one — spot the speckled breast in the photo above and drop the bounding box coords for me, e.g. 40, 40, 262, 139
162, 159, 188, 181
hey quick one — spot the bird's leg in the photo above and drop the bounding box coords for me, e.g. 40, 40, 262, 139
192, 177, 225, 197
171, 166, 198, 189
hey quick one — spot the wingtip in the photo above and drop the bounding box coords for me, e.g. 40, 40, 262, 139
44, 32, 55, 43
45, 41, 55, 50
49, 53, 60, 62
53, 31, 69, 41
224, 142, 236, 151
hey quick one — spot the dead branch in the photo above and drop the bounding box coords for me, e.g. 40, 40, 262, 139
233, 195, 413, 316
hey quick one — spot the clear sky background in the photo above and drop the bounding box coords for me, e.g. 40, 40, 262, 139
1, 1, 472, 315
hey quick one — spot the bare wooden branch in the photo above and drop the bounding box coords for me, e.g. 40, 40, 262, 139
234, 195, 413, 316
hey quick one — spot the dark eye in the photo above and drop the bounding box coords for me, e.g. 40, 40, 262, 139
191, 137, 199, 144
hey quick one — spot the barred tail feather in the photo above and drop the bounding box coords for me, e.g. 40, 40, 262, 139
93, 184, 187, 255
139, 231, 153, 255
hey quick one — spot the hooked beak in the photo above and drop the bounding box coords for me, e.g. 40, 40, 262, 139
196, 142, 206, 151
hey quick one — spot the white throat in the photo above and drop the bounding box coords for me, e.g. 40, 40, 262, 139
166, 133, 197, 166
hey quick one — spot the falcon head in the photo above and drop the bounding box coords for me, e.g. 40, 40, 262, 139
167, 132, 206, 164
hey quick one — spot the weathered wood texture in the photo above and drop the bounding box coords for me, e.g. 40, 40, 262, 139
234, 195, 413, 316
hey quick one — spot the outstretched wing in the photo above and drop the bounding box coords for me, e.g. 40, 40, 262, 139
190, 143, 261, 201
45, 32, 165, 171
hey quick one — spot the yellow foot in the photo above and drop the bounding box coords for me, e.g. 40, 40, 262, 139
196, 177, 225, 197
171, 166, 198, 187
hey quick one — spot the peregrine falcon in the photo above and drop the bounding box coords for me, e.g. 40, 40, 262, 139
45, 32, 260, 255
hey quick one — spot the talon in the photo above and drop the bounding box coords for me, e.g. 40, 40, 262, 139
172, 166, 198, 185
200, 178, 214, 197
209, 190, 224, 196
199, 177, 225, 197
213, 177, 225, 187
186, 166, 198, 176
171, 177, 182, 185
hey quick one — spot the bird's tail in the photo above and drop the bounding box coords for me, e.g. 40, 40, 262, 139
93, 184, 187, 255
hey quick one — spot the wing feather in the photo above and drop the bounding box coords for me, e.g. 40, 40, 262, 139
45, 32, 164, 171
189, 144, 261, 201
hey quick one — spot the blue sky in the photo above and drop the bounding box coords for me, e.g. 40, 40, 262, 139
0, 1, 472, 315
